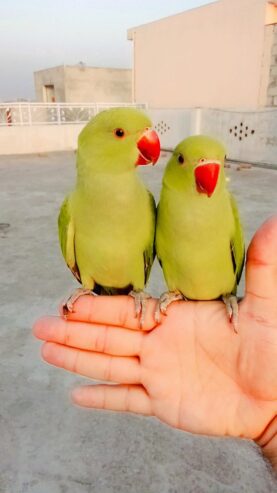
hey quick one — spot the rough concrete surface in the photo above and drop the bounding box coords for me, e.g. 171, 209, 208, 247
0, 151, 277, 493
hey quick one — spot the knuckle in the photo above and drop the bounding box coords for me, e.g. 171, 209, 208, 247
63, 320, 72, 346
71, 350, 80, 374
119, 303, 130, 328
104, 356, 113, 381
93, 325, 109, 353
125, 385, 131, 411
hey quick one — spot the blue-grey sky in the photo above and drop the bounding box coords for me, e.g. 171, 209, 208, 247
0, 0, 213, 101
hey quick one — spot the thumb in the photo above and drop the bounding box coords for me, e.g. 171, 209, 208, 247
243, 215, 277, 322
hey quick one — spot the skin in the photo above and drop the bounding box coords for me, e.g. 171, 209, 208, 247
33, 215, 277, 471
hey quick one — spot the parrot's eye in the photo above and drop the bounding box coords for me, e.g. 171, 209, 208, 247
199, 158, 206, 163
114, 128, 125, 138
177, 154, 184, 164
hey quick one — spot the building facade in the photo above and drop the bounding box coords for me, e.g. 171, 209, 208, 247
34, 65, 132, 103
128, 0, 277, 108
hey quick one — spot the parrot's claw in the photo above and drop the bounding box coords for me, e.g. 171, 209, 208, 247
155, 291, 184, 324
62, 288, 96, 318
129, 290, 151, 328
222, 294, 239, 333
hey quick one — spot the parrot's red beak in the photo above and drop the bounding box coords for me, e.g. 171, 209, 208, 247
194, 161, 220, 197
136, 129, 160, 166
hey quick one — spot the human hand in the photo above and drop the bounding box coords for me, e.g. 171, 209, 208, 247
33, 217, 277, 448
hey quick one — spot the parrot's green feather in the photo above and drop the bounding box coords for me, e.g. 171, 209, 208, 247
156, 135, 245, 301
58, 108, 156, 294
58, 196, 81, 283
143, 191, 156, 284
229, 193, 245, 292
93, 191, 155, 297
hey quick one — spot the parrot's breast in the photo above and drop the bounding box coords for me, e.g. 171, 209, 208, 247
156, 190, 237, 300
72, 175, 154, 290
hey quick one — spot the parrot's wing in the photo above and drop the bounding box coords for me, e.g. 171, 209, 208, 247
229, 193, 245, 289
155, 203, 163, 269
143, 191, 156, 284
58, 196, 81, 284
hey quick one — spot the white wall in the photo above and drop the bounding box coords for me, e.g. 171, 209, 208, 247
1, 109, 277, 166
260, 24, 276, 106
129, 0, 270, 108
64, 67, 132, 103
266, 24, 277, 106
0, 124, 84, 155
149, 108, 201, 149
200, 108, 277, 165
148, 107, 277, 166
34, 66, 132, 103
34, 66, 66, 102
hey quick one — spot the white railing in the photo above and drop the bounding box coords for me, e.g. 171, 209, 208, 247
0, 102, 148, 126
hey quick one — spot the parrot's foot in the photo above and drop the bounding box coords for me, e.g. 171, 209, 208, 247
129, 290, 151, 328
62, 288, 96, 317
155, 291, 184, 324
222, 294, 239, 333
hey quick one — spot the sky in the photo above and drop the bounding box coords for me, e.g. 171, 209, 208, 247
0, 0, 213, 101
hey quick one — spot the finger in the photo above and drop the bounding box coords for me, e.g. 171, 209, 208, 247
41, 342, 141, 384
71, 384, 152, 415
244, 215, 277, 320
256, 415, 277, 447
256, 415, 277, 471
59, 295, 158, 331
33, 316, 144, 356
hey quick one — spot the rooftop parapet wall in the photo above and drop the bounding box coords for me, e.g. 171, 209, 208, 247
1, 107, 277, 167
149, 107, 277, 166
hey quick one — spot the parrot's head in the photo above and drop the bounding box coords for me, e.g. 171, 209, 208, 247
77, 108, 160, 174
164, 135, 227, 198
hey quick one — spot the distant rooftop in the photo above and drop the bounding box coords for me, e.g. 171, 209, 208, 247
127, 0, 277, 39
34, 64, 131, 73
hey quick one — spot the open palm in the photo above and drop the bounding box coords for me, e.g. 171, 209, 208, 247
33, 216, 277, 442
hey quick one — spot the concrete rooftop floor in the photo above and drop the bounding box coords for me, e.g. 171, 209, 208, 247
0, 151, 277, 493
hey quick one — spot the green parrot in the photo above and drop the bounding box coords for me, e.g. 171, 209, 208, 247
58, 107, 160, 321
155, 135, 245, 332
